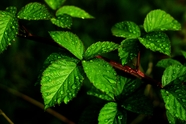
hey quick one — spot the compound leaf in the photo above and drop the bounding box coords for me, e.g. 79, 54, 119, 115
156, 58, 182, 68
49, 31, 84, 60
17, 2, 52, 20
84, 41, 119, 59
161, 83, 186, 121
82, 59, 117, 99
5, 6, 17, 15
0, 11, 18, 53
118, 39, 139, 65
162, 64, 186, 86
139, 31, 171, 56
144, 9, 181, 32
87, 86, 114, 101
51, 14, 72, 29
41, 58, 84, 109
121, 90, 153, 115
45, 0, 65, 10
98, 102, 127, 124
111, 21, 141, 39
56, 5, 94, 19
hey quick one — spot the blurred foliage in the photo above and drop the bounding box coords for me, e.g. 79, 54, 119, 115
0, 0, 186, 124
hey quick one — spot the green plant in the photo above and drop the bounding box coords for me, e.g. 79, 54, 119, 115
0, 0, 186, 124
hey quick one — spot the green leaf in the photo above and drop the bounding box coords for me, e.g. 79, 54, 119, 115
162, 64, 186, 86
98, 102, 126, 124
41, 58, 84, 109
84, 41, 119, 59
156, 58, 182, 68
121, 90, 153, 115
181, 50, 186, 59
118, 39, 139, 65
17, 2, 52, 20
56, 5, 94, 19
0, 11, 18, 53
161, 83, 186, 121
5, 6, 17, 15
49, 31, 84, 60
87, 86, 114, 101
45, 0, 65, 10
114, 76, 128, 97
144, 9, 181, 32
50, 14, 72, 29
111, 21, 141, 39
82, 59, 117, 99
139, 31, 171, 56
166, 111, 186, 124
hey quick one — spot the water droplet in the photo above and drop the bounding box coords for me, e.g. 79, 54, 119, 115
60, 91, 64, 94
72, 85, 76, 89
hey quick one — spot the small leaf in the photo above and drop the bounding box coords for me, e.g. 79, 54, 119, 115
162, 64, 186, 86
118, 39, 139, 65
56, 5, 94, 19
181, 50, 186, 59
98, 102, 127, 124
87, 86, 114, 101
161, 83, 186, 121
41, 58, 84, 109
156, 58, 182, 68
5, 6, 17, 15
0, 11, 18, 53
144, 9, 181, 32
139, 31, 171, 56
121, 90, 153, 115
45, 0, 66, 10
49, 31, 84, 60
84, 41, 119, 59
111, 21, 141, 39
17, 2, 52, 20
82, 59, 117, 99
51, 14, 72, 29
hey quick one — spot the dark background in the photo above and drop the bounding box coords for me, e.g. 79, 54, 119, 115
0, 0, 186, 123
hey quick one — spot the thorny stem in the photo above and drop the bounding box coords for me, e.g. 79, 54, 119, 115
0, 109, 14, 124
17, 24, 163, 89
0, 84, 75, 124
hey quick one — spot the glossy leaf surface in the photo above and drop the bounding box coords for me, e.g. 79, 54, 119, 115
139, 31, 171, 56
0, 11, 18, 53
41, 59, 84, 109
51, 14, 72, 29
111, 21, 141, 39
82, 59, 117, 99
156, 58, 182, 68
144, 9, 181, 32
49, 31, 84, 60
56, 5, 94, 19
17, 2, 52, 20
84, 41, 119, 59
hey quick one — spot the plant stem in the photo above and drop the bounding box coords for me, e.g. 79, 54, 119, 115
0, 109, 14, 124
0, 84, 75, 124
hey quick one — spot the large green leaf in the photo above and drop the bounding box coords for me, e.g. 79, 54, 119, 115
56, 5, 94, 19
111, 21, 141, 39
98, 102, 127, 124
87, 86, 114, 101
144, 9, 181, 32
45, 0, 65, 10
49, 31, 84, 60
139, 31, 171, 56
118, 39, 139, 65
166, 111, 186, 124
50, 14, 72, 29
17, 2, 52, 20
0, 11, 18, 53
41, 58, 84, 109
162, 64, 186, 86
121, 90, 153, 115
82, 59, 117, 99
161, 83, 186, 121
156, 58, 182, 68
84, 41, 119, 59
